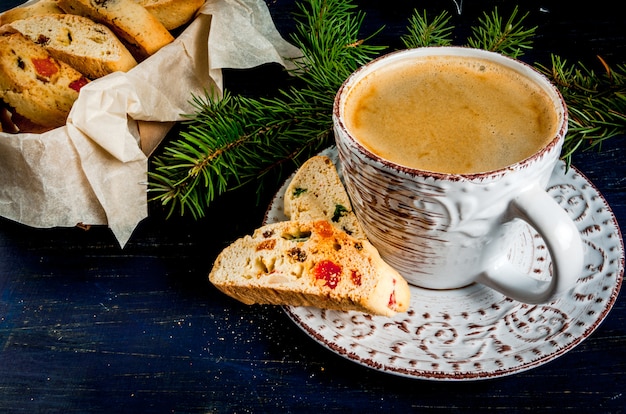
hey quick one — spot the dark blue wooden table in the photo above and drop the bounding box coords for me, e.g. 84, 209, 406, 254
1, 1, 624, 412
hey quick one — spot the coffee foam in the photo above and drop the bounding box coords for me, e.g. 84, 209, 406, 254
343, 56, 558, 174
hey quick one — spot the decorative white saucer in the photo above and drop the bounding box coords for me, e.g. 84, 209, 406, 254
265, 147, 624, 381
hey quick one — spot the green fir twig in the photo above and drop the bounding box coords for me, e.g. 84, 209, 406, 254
149, 0, 385, 218
467, 6, 535, 58
536, 55, 626, 166
400, 9, 454, 48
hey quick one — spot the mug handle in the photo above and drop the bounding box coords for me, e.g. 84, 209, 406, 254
476, 185, 584, 304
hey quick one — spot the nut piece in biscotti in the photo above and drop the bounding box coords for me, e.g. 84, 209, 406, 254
7, 14, 138, 79
0, 0, 64, 26
133, 0, 205, 31
0, 32, 89, 129
57, 0, 174, 60
285, 155, 367, 240
209, 220, 411, 317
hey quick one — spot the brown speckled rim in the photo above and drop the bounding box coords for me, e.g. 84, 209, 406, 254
333, 47, 568, 181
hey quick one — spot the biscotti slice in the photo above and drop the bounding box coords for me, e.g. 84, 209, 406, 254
134, 0, 205, 30
0, 32, 89, 128
57, 0, 174, 60
0, 0, 64, 26
7, 14, 138, 79
209, 220, 411, 317
285, 155, 367, 240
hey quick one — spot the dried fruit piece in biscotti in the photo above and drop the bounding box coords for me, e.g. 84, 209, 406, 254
0, 32, 89, 129
209, 220, 411, 317
57, 0, 174, 60
7, 14, 138, 79
285, 155, 367, 240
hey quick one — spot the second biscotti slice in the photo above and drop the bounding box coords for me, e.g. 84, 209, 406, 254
57, 0, 174, 60
6, 14, 138, 79
0, 32, 89, 128
284, 155, 367, 240
209, 220, 410, 317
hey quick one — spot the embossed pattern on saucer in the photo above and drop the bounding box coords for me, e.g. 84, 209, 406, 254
265, 148, 624, 380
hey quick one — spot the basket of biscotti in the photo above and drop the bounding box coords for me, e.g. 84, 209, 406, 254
0, 0, 301, 245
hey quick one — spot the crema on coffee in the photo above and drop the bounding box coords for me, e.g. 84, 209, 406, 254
343, 55, 559, 174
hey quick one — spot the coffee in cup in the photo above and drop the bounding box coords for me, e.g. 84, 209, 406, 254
343, 54, 558, 174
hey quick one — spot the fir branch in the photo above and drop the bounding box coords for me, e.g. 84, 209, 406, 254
401, 9, 454, 48
536, 56, 626, 166
149, 0, 385, 218
289, 0, 386, 96
150, 89, 334, 219
467, 6, 536, 58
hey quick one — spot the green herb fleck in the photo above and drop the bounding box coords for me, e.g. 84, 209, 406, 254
332, 204, 349, 222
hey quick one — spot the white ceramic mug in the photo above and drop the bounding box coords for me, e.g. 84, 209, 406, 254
333, 47, 583, 304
